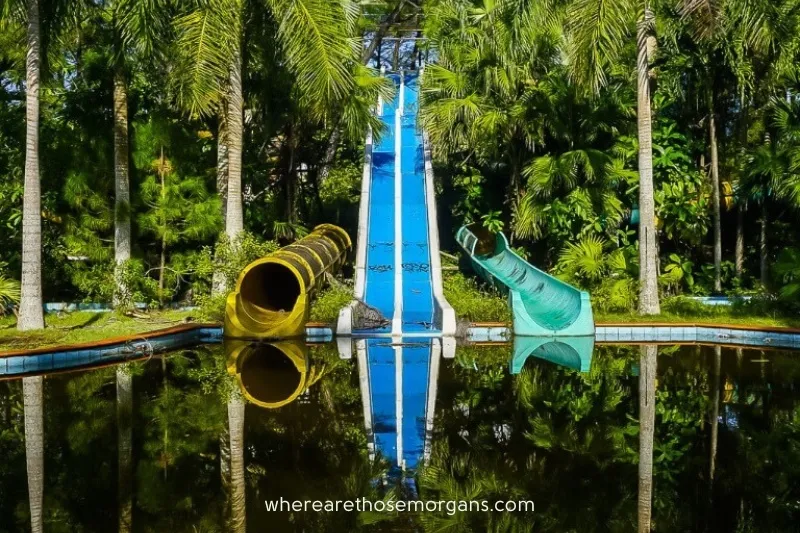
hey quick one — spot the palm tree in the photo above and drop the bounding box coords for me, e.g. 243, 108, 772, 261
112, 65, 131, 304
225, 44, 244, 241
638, 344, 657, 532
108, 0, 171, 305
228, 395, 246, 532
117, 366, 133, 533
566, 0, 660, 314
420, 0, 552, 213
741, 98, 800, 286
23, 376, 44, 533
18, 0, 45, 330
173, 0, 361, 244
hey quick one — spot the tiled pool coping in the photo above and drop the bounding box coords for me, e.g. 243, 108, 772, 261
467, 323, 800, 349
3, 322, 800, 378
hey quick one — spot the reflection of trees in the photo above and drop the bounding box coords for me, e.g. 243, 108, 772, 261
227, 394, 246, 533
23, 376, 44, 533
710, 349, 800, 532
4, 342, 800, 531
243, 342, 391, 531
638, 345, 656, 532
117, 366, 133, 533
134, 347, 227, 531
421, 345, 640, 532
0, 380, 26, 531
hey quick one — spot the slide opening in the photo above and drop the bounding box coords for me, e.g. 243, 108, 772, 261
240, 263, 301, 319
465, 223, 497, 257
239, 344, 303, 405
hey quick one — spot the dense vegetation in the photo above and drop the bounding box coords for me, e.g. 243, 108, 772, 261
1, 0, 800, 328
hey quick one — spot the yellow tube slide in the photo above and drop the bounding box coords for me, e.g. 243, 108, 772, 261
223, 224, 352, 339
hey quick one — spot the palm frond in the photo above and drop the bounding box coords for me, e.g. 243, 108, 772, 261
171, 0, 240, 116
266, 0, 359, 110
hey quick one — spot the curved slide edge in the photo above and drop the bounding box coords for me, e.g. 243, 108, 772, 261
423, 131, 457, 341
456, 224, 595, 337
336, 128, 373, 336
511, 335, 594, 374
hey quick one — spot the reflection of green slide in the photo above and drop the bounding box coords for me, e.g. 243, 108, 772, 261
511, 336, 594, 374
456, 224, 595, 336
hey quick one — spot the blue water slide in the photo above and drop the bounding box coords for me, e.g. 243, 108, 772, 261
338, 71, 456, 338
400, 74, 436, 333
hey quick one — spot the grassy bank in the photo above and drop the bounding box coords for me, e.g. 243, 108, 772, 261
3, 280, 799, 355
0, 310, 196, 352
595, 310, 800, 329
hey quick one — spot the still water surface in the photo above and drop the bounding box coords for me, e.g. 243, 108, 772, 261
0, 342, 798, 532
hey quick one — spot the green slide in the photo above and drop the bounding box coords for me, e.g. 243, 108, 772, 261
455, 224, 595, 337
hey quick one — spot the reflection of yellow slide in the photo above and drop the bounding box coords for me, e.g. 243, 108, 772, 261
224, 224, 352, 339
225, 340, 326, 409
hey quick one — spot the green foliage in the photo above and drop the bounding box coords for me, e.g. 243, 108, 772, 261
660, 253, 695, 295
0, 269, 20, 313
195, 292, 227, 322
480, 210, 504, 233
442, 271, 511, 322
192, 233, 279, 294
775, 247, 800, 300
310, 284, 352, 322
555, 235, 638, 312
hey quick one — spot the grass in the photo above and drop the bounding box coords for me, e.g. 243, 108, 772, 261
310, 285, 353, 322
595, 310, 800, 329
443, 271, 512, 322
593, 294, 800, 328
0, 309, 196, 352
4, 280, 799, 355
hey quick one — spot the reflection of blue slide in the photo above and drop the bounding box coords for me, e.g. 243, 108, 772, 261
359, 338, 440, 473
456, 224, 595, 336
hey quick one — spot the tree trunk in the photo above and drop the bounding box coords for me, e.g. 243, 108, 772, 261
117, 367, 133, 533
638, 344, 657, 532
113, 68, 131, 307
24, 376, 44, 533
636, 6, 660, 315
225, 46, 245, 241
212, 105, 230, 296
317, 127, 341, 186
707, 91, 722, 293
760, 208, 768, 287
158, 147, 166, 304
19, 0, 44, 331
228, 397, 246, 533
217, 104, 229, 222
362, 2, 402, 65
286, 132, 297, 225
735, 204, 744, 279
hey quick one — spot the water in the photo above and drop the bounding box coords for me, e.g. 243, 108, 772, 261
1, 343, 799, 532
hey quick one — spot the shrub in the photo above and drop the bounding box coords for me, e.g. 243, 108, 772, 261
0, 269, 20, 314
192, 233, 280, 296
443, 271, 511, 322
310, 284, 353, 322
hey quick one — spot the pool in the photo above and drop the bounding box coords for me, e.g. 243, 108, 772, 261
0, 342, 798, 531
